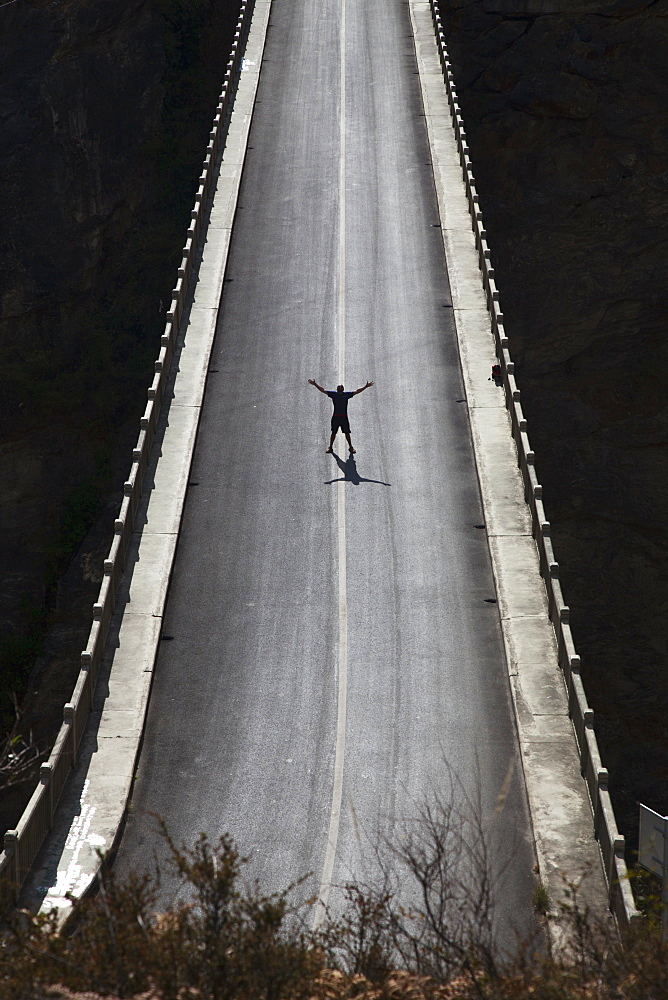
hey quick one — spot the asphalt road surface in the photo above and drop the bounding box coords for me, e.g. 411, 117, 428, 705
115, 0, 536, 945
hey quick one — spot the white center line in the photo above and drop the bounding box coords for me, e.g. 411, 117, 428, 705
313, 0, 348, 933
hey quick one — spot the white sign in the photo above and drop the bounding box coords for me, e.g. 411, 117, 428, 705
639, 803, 668, 880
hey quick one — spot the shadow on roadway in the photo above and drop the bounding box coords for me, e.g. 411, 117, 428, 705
325, 452, 391, 487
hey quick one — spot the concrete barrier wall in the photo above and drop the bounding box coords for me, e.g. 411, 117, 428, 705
0, 0, 257, 905
425, 0, 638, 931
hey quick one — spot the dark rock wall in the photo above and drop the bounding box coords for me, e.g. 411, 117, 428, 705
437, 0, 668, 847
0, 0, 239, 772
1, 0, 162, 661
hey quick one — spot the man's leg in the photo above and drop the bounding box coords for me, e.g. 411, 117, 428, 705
344, 431, 355, 454
326, 429, 336, 453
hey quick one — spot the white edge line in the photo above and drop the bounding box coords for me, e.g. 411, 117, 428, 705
313, 0, 348, 933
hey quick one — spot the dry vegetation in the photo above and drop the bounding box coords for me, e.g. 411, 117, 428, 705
2, 793, 667, 1000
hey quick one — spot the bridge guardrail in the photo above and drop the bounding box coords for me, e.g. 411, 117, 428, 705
0, 0, 257, 906
426, 0, 638, 931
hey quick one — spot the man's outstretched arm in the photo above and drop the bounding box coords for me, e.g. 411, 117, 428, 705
308, 379, 329, 394
354, 380, 374, 395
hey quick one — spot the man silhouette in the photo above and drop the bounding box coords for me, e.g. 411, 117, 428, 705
308, 379, 374, 454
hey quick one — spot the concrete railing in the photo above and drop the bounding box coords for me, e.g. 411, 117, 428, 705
0, 0, 257, 905
426, 0, 639, 932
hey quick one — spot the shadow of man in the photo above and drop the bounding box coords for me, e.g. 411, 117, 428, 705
325, 452, 391, 486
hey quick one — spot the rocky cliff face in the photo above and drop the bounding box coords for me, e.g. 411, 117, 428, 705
0, 0, 239, 812
437, 0, 668, 846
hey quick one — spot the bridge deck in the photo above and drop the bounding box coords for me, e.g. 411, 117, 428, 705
115, 0, 535, 937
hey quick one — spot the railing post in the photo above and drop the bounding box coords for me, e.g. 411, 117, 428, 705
4, 831, 19, 898
41, 761, 54, 821
64, 702, 76, 756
